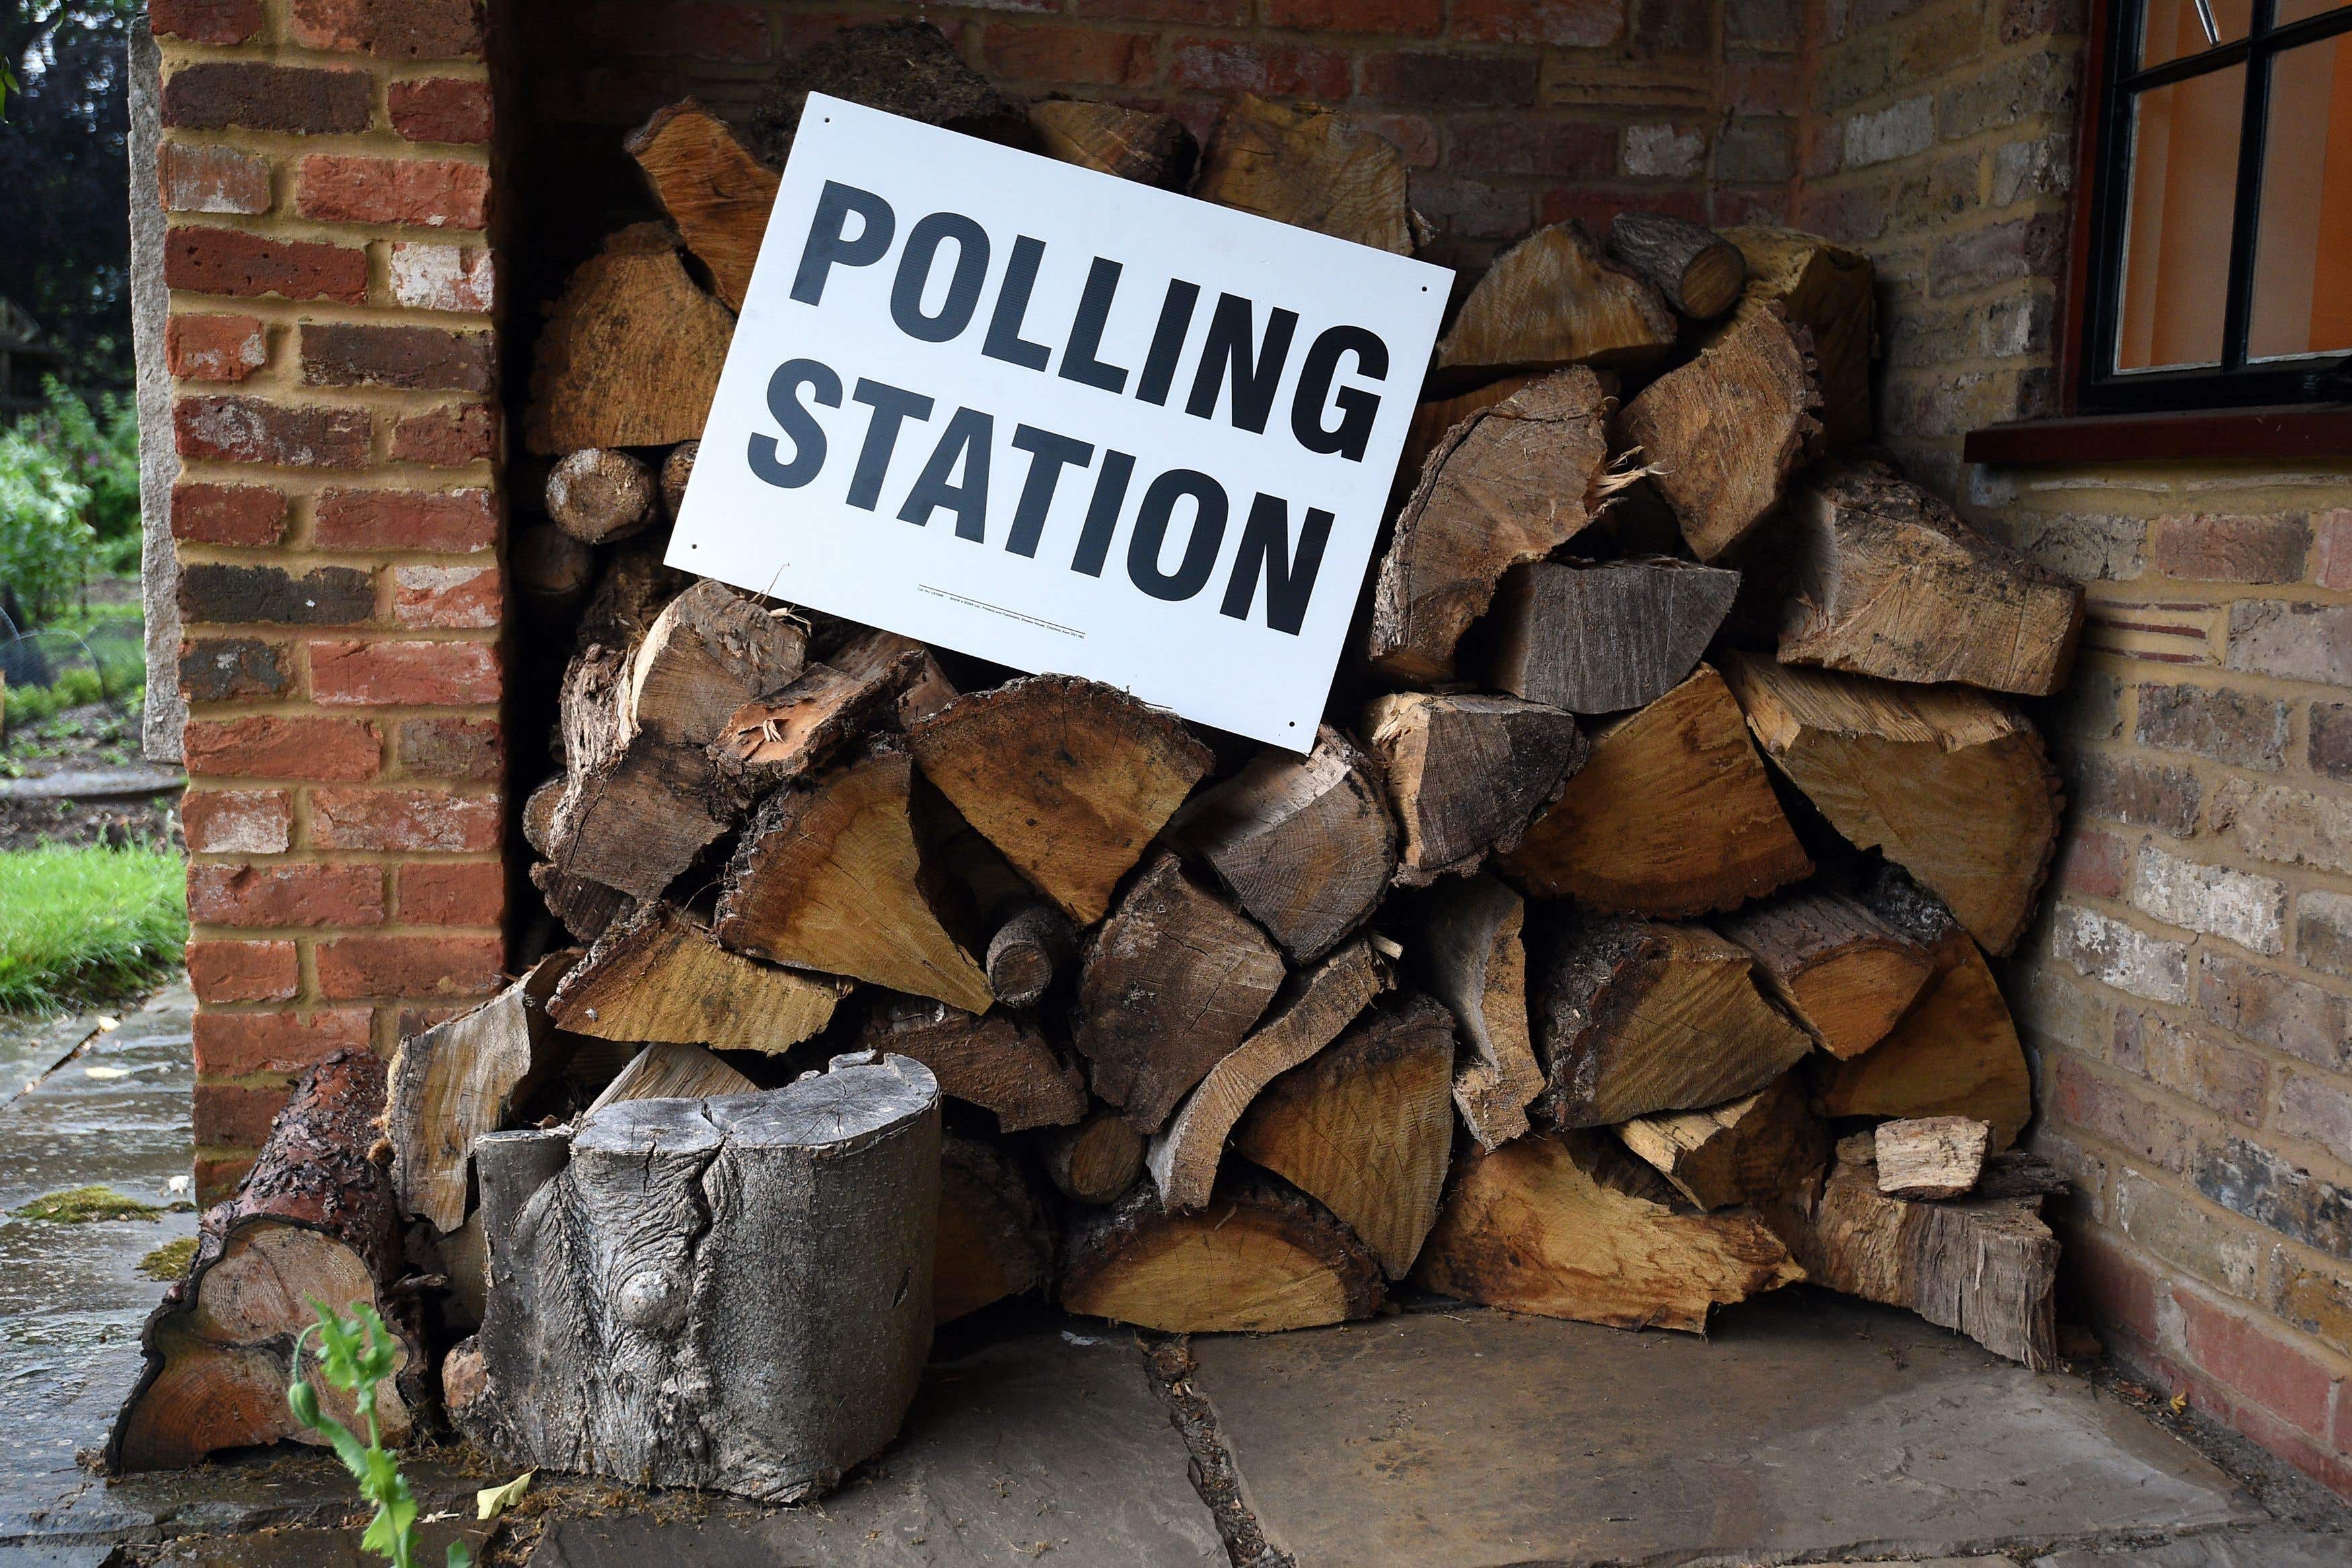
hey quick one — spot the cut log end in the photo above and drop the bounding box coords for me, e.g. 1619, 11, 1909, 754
1062, 1177, 1385, 1333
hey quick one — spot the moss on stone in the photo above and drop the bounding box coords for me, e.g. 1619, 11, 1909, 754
11, 1184, 162, 1223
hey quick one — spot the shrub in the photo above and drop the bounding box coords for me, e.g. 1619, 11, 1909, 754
0, 421, 99, 622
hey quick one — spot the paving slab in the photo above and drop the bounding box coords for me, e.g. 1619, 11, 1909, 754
0, 766, 184, 804
2035, 1525, 2352, 1565
526, 1323, 1223, 1567
1186, 1290, 2261, 1568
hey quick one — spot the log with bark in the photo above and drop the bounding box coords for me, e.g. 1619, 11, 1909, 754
1038, 1110, 1147, 1205
1717, 226, 1876, 450
548, 904, 846, 1053
747, 18, 1026, 169
1499, 664, 1812, 916
546, 447, 655, 545
713, 629, 927, 790
1720, 650, 2062, 956
1876, 1116, 1992, 1200
985, 900, 1076, 1008
660, 440, 697, 518
1435, 221, 1678, 379
514, 523, 596, 612
1413, 873, 1544, 1149
1194, 94, 1413, 254
1486, 557, 1740, 715
1061, 1176, 1384, 1333
1613, 1073, 1826, 1211
110, 1051, 421, 1471
1606, 211, 1747, 318
1362, 692, 1586, 885
1029, 98, 1192, 187
858, 993, 1088, 1133
1715, 888, 1935, 1060
525, 223, 734, 455
627, 99, 781, 313
936, 1133, 1054, 1324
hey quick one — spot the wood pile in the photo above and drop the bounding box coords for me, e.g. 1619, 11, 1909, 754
120, 17, 2094, 1481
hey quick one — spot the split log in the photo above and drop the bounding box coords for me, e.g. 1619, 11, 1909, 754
1770, 1145, 2057, 1368
513, 524, 596, 608
1822, 867, 2031, 1146
910, 674, 1212, 923
859, 993, 1088, 1132
1613, 1073, 1827, 1211
1029, 98, 1191, 187
626, 99, 781, 313
1149, 939, 1390, 1212
1363, 693, 1586, 885
897, 647, 958, 726
748, 18, 1026, 170
1397, 373, 1538, 485
1720, 651, 2062, 955
1487, 558, 1740, 715
1414, 874, 1543, 1149
583, 1040, 757, 1115
1777, 462, 2085, 697
1194, 94, 1411, 254
1717, 226, 1875, 449
1715, 889, 1935, 1059
1528, 913, 1814, 1128
660, 440, 697, 519
545, 448, 655, 545
1365, 367, 1613, 684
716, 744, 993, 1013
1499, 664, 1812, 916
1605, 211, 1746, 318
547, 904, 846, 1055
525, 223, 733, 455
1876, 1116, 1991, 1200
936, 1134, 1055, 1324
985, 901, 1075, 1008
1070, 851, 1286, 1131
1039, 1111, 1147, 1205
522, 777, 562, 857
531, 860, 631, 946
468, 1053, 940, 1501
1434, 221, 1678, 378
715, 629, 927, 791
1061, 1176, 1384, 1333
388, 952, 579, 1235
110, 1051, 420, 1471
1232, 996, 1456, 1279
627, 579, 808, 748
1173, 725, 1397, 961
1415, 1131, 1802, 1332
577, 534, 690, 651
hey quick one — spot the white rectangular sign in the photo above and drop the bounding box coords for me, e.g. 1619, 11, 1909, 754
668, 95, 1450, 749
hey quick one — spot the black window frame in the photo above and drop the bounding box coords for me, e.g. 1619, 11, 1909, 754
2082, 0, 2352, 413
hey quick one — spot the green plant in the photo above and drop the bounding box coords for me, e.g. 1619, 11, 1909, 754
0, 845, 186, 1012
0, 421, 100, 621
288, 1302, 474, 1568
32, 380, 141, 563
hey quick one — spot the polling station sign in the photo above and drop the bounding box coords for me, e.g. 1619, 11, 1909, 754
667, 94, 1452, 749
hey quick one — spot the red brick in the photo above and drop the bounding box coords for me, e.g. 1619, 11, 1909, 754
390, 403, 496, 466
388, 77, 493, 143
312, 787, 501, 851
297, 155, 490, 229
1271, 0, 1446, 26
1353, 111, 1439, 166
2058, 1227, 2162, 1346
195, 1006, 374, 1076
1455, 0, 1624, 44
1450, 117, 1614, 178
176, 395, 371, 468
2174, 1287, 2340, 1437
386, 242, 495, 312
186, 939, 301, 1004
310, 639, 501, 707
2312, 509, 2352, 591
2057, 826, 2129, 898
180, 789, 294, 853
157, 143, 270, 215
178, 563, 375, 627
171, 483, 287, 547
301, 322, 493, 392
181, 637, 292, 702
392, 564, 501, 629
2050, 1055, 2195, 1173
163, 62, 372, 134
194, 1083, 292, 1150
1359, 48, 1540, 105
167, 313, 266, 383
194, 1152, 257, 1205
984, 24, 1158, 86
1166, 37, 1350, 97
289, 0, 485, 57
396, 716, 501, 779
314, 488, 495, 551
316, 934, 505, 999
184, 715, 382, 781
151, 0, 265, 44
585, 1, 770, 61
2151, 513, 2311, 585
188, 862, 386, 927
1081, 0, 1248, 21
164, 225, 368, 304
400, 861, 505, 925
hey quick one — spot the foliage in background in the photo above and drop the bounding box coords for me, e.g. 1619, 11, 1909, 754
289, 1302, 475, 1568
1, 381, 141, 625
0, 844, 184, 1013
32, 378, 141, 567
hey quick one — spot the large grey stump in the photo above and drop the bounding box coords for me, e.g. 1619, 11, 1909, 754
469, 1051, 940, 1501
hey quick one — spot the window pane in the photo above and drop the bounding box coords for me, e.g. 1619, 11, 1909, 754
2249, 37, 2352, 359
2118, 67, 2248, 371
2142, 0, 2252, 69
2276, 0, 2351, 28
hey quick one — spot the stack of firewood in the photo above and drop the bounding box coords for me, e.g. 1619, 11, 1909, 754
113, 19, 2093, 1481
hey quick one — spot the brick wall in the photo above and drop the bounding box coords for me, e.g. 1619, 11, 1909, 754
151, 0, 507, 1199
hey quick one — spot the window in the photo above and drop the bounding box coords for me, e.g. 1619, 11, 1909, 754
2081, 0, 2352, 411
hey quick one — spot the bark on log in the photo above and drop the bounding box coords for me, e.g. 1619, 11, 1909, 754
1528, 913, 1814, 1128
1413, 873, 1544, 1149
547, 904, 846, 1055
514, 524, 596, 608
525, 223, 733, 455
1172, 725, 1398, 961
1486, 557, 1739, 715
1363, 692, 1586, 885
936, 1133, 1054, 1324
626, 99, 781, 313
1613, 1073, 1827, 1211
1721, 650, 2062, 955
1061, 1176, 1384, 1333
1149, 939, 1389, 1212
1194, 94, 1412, 253
1620, 305, 1821, 562
531, 860, 632, 946
1605, 211, 1746, 318
1876, 1116, 1991, 1200
467, 1054, 941, 1501
1499, 664, 1812, 916
714, 629, 927, 791
110, 1051, 421, 1471
748, 19, 1026, 170
858, 993, 1088, 1132
546, 448, 655, 545
1415, 1130, 1803, 1332
1717, 226, 1876, 450
910, 674, 1212, 924
1435, 221, 1678, 378
1714, 888, 1935, 1060
1029, 98, 1192, 187
1039, 1110, 1147, 1205
1232, 995, 1456, 1279
1071, 851, 1286, 1131
583, 1040, 756, 1116
985, 900, 1076, 1009
1366, 367, 1613, 684
660, 440, 697, 520
1777, 462, 2085, 697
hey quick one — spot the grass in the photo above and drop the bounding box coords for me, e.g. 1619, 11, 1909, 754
0, 845, 186, 1013
11, 1184, 162, 1222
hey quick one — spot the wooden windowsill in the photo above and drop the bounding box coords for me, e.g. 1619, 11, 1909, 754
1962, 404, 2352, 465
